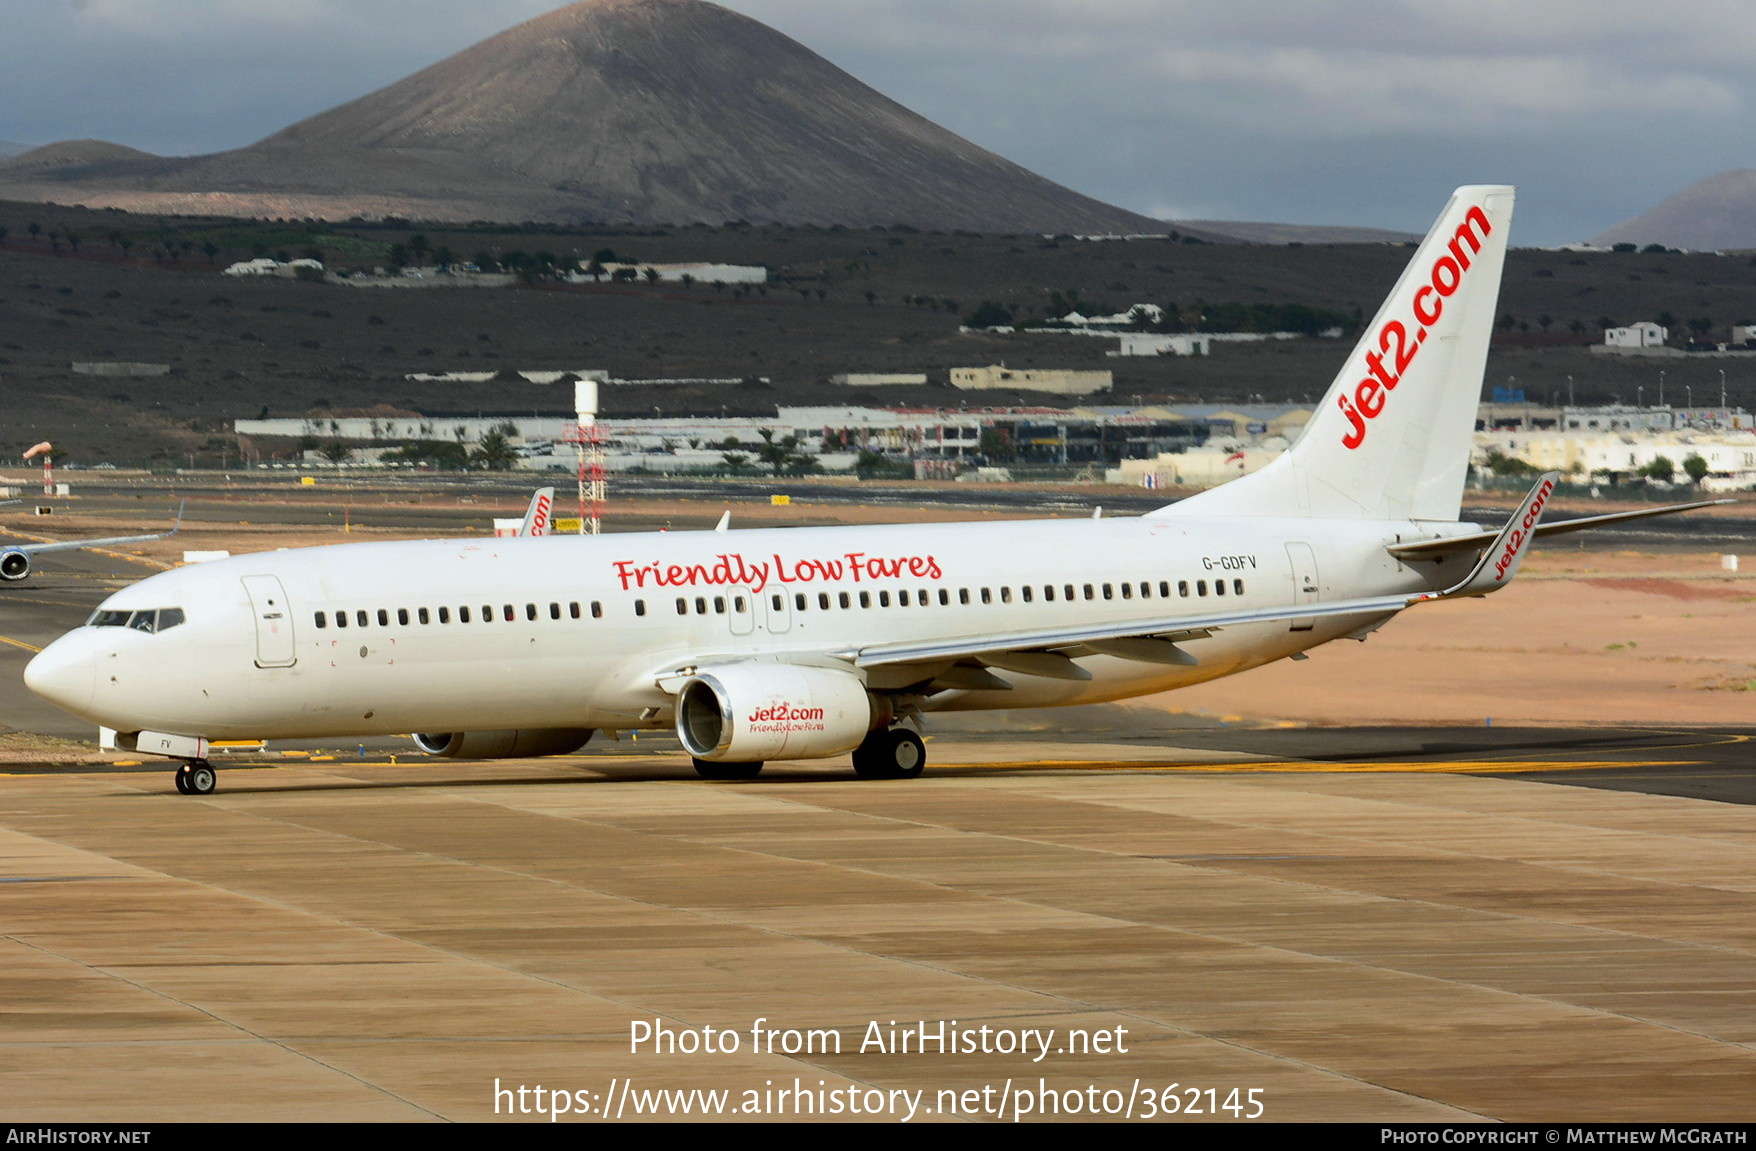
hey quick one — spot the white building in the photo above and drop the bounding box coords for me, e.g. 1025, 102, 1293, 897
223, 257, 324, 278
1604, 322, 1668, 348
1477, 429, 1756, 490
830, 373, 929, 386
950, 365, 1112, 395
1109, 334, 1212, 357
570, 262, 767, 285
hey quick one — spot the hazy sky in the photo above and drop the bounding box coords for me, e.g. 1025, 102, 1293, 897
3, 0, 1750, 244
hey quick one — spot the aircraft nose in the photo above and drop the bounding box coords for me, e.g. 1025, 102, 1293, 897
24, 635, 97, 717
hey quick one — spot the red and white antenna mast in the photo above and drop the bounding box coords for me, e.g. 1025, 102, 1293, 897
562, 380, 606, 535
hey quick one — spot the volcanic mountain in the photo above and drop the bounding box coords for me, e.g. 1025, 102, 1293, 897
0, 0, 1163, 233
1591, 170, 1756, 251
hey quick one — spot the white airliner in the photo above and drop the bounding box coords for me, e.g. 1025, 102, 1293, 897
0, 504, 183, 583
23, 187, 1721, 795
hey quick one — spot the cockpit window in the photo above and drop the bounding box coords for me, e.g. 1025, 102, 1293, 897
88, 607, 186, 634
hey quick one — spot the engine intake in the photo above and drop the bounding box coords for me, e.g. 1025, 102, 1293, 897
412, 728, 594, 760
676, 665, 882, 762
0, 551, 31, 582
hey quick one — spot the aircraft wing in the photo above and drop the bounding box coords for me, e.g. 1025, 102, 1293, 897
835, 473, 1559, 676
1387, 497, 1730, 562
8, 501, 184, 555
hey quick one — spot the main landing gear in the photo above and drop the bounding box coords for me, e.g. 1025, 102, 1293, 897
173, 760, 216, 796
852, 727, 926, 779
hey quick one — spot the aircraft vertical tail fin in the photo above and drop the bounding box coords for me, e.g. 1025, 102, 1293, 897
518, 488, 555, 537
1160, 185, 1514, 523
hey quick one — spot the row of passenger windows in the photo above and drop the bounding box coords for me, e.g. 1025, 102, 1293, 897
314, 600, 605, 629
312, 578, 1252, 629
674, 578, 1248, 616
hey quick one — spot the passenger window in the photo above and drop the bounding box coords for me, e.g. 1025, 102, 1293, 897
733, 596, 745, 613
525, 603, 537, 621
1234, 579, 1244, 595
676, 598, 689, 616
694, 597, 707, 615
771, 594, 784, 611
439, 607, 451, 623
899, 590, 910, 607
1197, 581, 1208, 597
1179, 581, 1189, 597
879, 591, 890, 607
1103, 584, 1114, 600
357, 610, 369, 628
1000, 587, 1012, 604
959, 588, 970, 605
504, 604, 516, 622
397, 608, 409, 625
1083, 584, 1094, 600
839, 592, 851, 609
550, 603, 561, 620
1121, 584, 1132, 600
635, 600, 647, 617
460, 606, 471, 623
1044, 585, 1055, 602
859, 592, 871, 608
938, 589, 950, 606
918, 588, 929, 606
1021, 586, 1032, 603
314, 612, 327, 629
419, 608, 430, 624
1138, 582, 1149, 599
818, 593, 830, 610
1215, 580, 1226, 597
1064, 584, 1076, 600
795, 593, 807, 611
378, 609, 389, 626
1159, 581, 1171, 598
481, 605, 493, 622
590, 602, 602, 618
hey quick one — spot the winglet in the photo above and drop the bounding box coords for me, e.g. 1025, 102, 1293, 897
166, 500, 185, 537
1420, 472, 1557, 601
714, 511, 731, 534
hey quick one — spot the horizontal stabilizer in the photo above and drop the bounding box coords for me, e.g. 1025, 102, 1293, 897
1389, 496, 1731, 561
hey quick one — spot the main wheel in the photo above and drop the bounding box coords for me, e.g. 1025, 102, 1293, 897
852, 728, 926, 779
174, 768, 191, 794
692, 758, 763, 781
184, 761, 217, 796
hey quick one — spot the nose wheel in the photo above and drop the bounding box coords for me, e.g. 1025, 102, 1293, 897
175, 760, 216, 796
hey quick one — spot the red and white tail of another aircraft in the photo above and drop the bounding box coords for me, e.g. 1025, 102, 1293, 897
517, 488, 555, 537
23, 187, 1725, 794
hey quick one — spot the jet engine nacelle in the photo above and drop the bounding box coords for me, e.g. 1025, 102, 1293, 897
412, 728, 595, 760
0, 550, 31, 582
675, 664, 883, 762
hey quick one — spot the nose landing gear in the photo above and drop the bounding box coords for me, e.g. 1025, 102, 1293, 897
174, 760, 216, 796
